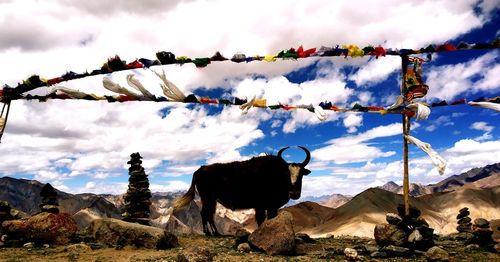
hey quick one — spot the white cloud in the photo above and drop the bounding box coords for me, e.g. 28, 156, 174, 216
343, 113, 363, 133
426, 51, 500, 101
470, 121, 494, 132
313, 123, 401, 163
349, 56, 401, 86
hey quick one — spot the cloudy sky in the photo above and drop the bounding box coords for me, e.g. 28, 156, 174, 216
0, 0, 499, 198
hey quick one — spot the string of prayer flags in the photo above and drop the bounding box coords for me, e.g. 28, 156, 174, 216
2, 39, 499, 97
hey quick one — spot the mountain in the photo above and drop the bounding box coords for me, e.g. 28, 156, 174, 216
378, 181, 400, 193
288, 186, 500, 238
429, 162, 500, 192
0, 177, 120, 216
378, 162, 500, 197
317, 194, 352, 209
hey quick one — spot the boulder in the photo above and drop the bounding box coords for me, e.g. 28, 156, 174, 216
425, 246, 450, 262
87, 218, 178, 249
374, 224, 406, 247
248, 211, 296, 255
1, 212, 77, 245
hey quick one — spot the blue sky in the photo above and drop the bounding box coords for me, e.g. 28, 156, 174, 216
0, 0, 499, 197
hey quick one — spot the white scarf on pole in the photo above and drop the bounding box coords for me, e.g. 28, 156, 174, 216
405, 135, 446, 175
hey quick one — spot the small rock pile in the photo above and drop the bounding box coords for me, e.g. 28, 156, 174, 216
471, 218, 495, 249
39, 183, 59, 214
374, 204, 434, 253
122, 152, 152, 225
455, 207, 473, 241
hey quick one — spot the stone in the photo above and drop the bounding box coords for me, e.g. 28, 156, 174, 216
380, 245, 411, 257
177, 246, 214, 262
464, 244, 480, 252
397, 204, 421, 218
66, 243, 92, 253
494, 243, 500, 253
425, 246, 450, 262
344, 247, 358, 260
459, 207, 469, 213
455, 232, 474, 241
374, 224, 406, 247
408, 229, 423, 243
87, 218, 178, 249
473, 218, 490, 228
456, 210, 470, 220
473, 227, 493, 237
370, 251, 387, 258
417, 225, 434, 239
457, 216, 471, 225
1, 212, 77, 245
364, 245, 379, 253
234, 228, 251, 246
237, 243, 251, 253
386, 213, 402, 225
248, 211, 296, 255
295, 233, 315, 243
457, 223, 472, 232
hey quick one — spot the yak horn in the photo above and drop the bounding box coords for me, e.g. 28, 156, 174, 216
298, 146, 311, 166
277, 147, 289, 162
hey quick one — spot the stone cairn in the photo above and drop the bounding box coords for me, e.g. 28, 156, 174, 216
375, 204, 435, 253
455, 207, 473, 241
39, 183, 59, 214
122, 152, 152, 225
471, 218, 495, 249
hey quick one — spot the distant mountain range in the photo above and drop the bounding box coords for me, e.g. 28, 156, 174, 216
1, 162, 499, 238
377, 162, 500, 197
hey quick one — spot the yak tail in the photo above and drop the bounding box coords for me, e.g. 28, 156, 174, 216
173, 178, 196, 210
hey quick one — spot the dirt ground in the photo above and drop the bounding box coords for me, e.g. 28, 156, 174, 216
0, 235, 498, 262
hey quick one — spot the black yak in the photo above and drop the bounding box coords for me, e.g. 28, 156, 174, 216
173, 146, 311, 236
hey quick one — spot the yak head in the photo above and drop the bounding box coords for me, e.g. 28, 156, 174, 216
278, 146, 311, 200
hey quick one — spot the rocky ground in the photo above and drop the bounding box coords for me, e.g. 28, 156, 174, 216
0, 234, 498, 262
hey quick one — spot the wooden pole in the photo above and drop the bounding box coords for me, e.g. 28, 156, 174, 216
401, 55, 410, 216
402, 114, 411, 216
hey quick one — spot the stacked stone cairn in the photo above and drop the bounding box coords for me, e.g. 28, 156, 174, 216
455, 207, 473, 241
374, 204, 435, 255
471, 218, 496, 250
122, 152, 152, 225
39, 183, 59, 214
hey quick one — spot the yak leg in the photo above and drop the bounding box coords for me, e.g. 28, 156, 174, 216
200, 199, 220, 236
255, 208, 266, 226
267, 208, 278, 220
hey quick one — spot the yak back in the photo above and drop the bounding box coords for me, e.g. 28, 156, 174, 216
193, 155, 292, 210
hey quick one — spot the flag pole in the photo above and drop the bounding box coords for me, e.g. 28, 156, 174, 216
401, 55, 410, 216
